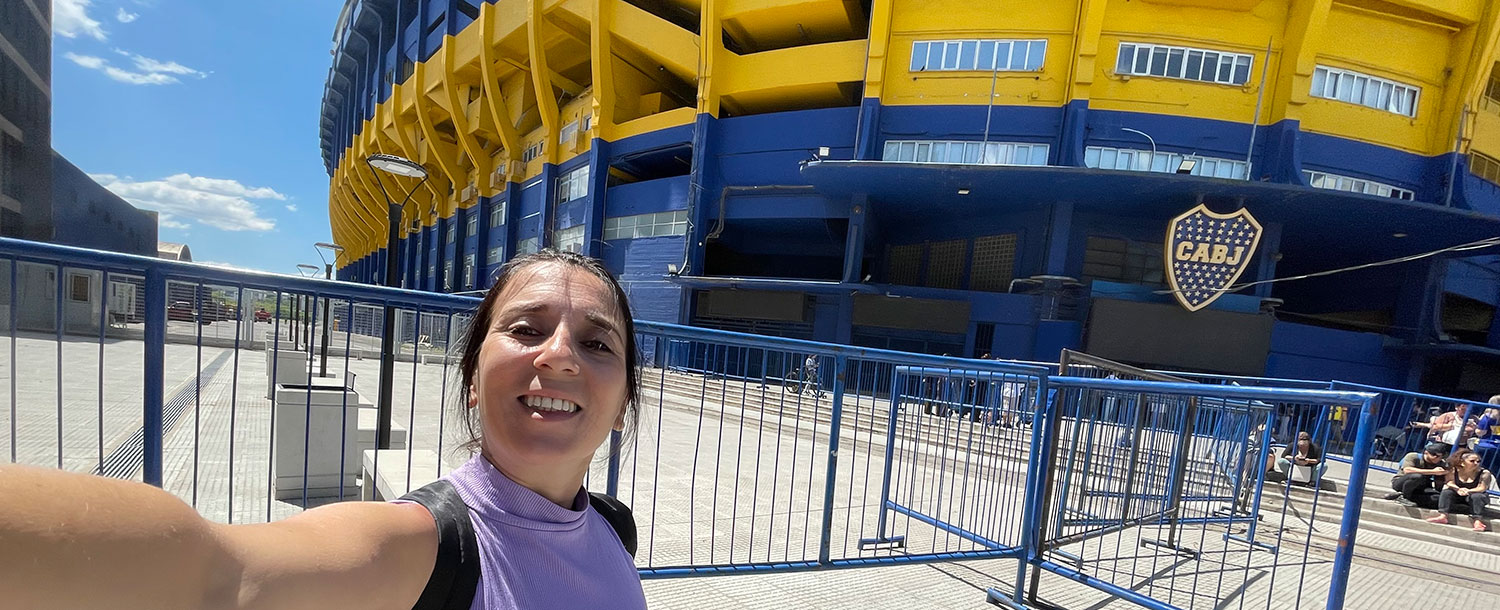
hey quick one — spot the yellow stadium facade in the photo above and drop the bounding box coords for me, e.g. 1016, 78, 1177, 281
321, 0, 1500, 394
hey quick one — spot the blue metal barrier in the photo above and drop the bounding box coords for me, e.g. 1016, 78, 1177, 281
0, 236, 1456, 610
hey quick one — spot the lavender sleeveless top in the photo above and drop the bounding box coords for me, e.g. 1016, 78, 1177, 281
437, 455, 647, 610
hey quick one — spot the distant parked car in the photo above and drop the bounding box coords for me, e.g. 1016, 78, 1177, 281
167, 301, 210, 325
255, 308, 272, 323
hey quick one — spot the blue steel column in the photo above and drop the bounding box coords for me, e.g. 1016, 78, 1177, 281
142, 266, 166, 486
537, 164, 558, 249
817, 354, 848, 565
841, 194, 867, 283
1325, 397, 1377, 610
582, 138, 612, 259
1043, 202, 1074, 276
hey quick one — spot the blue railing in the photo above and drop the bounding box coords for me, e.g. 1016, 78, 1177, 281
0, 235, 1473, 610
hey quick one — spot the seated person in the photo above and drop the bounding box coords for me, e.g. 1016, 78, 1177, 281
1475, 400, 1500, 449
1388, 442, 1450, 508
1426, 449, 1492, 532
1267, 431, 1326, 487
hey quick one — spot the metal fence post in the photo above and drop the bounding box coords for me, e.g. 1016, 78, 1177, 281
1007, 375, 1051, 604
817, 354, 847, 565
142, 266, 166, 487
606, 429, 622, 497
1325, 397, 1377, 610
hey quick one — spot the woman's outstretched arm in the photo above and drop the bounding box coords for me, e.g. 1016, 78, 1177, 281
0, 464, 438, 610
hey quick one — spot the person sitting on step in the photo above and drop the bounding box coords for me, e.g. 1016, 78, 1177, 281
1267, 431, 1326, 488
1426, 448, 1493, 532
1388, 442, 1450, 508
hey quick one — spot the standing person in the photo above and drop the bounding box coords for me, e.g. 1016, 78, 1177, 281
1426, 449, 1492, 532
1328, 405, 1347, 452
802, 353, 822, 398
1268, 431, 1326, 487
0, 250, 648, 610
1388, 442, 1451, 508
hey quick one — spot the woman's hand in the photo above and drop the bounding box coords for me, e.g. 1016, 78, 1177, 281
1457, 487, 1470, 497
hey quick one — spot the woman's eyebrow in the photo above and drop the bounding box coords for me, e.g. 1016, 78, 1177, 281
584, 311, 621, 339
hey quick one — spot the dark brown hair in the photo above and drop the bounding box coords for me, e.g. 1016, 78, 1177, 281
453, 249, 640, 455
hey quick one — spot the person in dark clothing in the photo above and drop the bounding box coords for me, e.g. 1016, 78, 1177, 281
1388, 442, 1450, 508
1267, 431, 1325, 487
1426, 449, 1492, 532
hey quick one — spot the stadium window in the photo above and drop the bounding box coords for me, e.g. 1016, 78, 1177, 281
1116, 42, 1252, 86
516, 236, 540, 255
443, 260, 454, 291
486, 246, 503, 265
1082, 236, 1164, 285
463, 254, 475, 289
559, 120, 579, 149
1302, 169, 1414, 200
882, 140, 1049, 166
489, 200, 506, 227
446, 224, 456, 244
1483, 62, 1500, 115
1471, 152, 1500, 186
1083, 146, 1247, 179
553, 225, 585, 253
603, 210, 688, 240
910, 39, 1047, 72
556, 165, 590, 204
466, 216, 477, 238
970, 234, 1018, 292
886, 244, 922, 286
68, 273, 90, 302
1310, 66, 1419, 118
926, 239, 967, 289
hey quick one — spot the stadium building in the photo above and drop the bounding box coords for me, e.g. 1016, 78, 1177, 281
319, 0, 1500, 397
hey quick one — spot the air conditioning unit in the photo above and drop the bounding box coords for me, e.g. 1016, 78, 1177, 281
490, 164, 506, 189
461, 184, 478, 203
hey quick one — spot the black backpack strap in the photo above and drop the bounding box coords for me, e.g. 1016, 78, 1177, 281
401, 480, 482, 610
588, 492, 638, 557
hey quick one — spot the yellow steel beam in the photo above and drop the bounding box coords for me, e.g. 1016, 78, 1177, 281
611, 0, 699, 80
481, 2, 524, 180
862, 0, 893, 100
529, 0, 563, 164
591, 0, 617, 139
1441, 1, 1500, 154
1270, 0, 1332, 123
1066, 0, 1109, 103
414, 60, 467, 198
699, 0, 721, 116
550, 68, 588, 96
716, 40, 865, 97
443, 42, 496, 196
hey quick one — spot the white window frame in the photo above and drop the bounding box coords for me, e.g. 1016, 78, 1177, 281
559, 120, 579, 149
489, 200, 506, 227
486, 246, 503, 265
463, 254, 475, 289
1302, 169, 1414, 200
443, 260, 454, 291
909, 39, 1047, 73
466, 216, 477, 238
446, 225, 455, 244
556, 165, 590, 204
553, 224, 586, 253
1115, 42, 1252, 86
521, 141, 545, 163
1310, 65, 1420, 118
1083, 146, 1248, 179
517, 236, 540, 255
881, 139, 1050, 166
603, 210, 689, 240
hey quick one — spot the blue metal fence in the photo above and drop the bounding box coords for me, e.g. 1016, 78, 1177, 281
0, 236, 1479, 610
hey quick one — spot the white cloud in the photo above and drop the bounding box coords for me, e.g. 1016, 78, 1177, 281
115, 50, 207, 78
159, 217, 190, 230
55, 0, 107, 40
64, 50, 205, 86
89, 173, 281, 232
285, 204, 299, 212
63, 52, 105, 70
116, 7, 138, 23
197, 261, 290, 275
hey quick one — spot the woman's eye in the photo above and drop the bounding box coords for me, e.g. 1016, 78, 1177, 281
508, 325, 541, 337
584, 340, 612, 353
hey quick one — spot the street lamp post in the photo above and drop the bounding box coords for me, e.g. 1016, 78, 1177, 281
296, 265, 320, 357
314, 242, 345, 378
364, 153, 429, 451
1121, 127, 1157, 171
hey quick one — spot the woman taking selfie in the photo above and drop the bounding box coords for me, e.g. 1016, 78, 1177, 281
0, 250, 647, 610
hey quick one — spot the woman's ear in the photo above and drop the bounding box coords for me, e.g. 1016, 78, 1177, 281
468, 383, 479, 409
613, 402, 627, 432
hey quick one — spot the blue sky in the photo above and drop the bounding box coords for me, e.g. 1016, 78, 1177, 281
52, 0, 345, 274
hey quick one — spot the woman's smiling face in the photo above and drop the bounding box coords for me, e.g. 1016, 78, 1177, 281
469, 262, 630, 480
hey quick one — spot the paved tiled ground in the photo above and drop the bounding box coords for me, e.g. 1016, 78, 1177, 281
3, 330, 1498, 609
